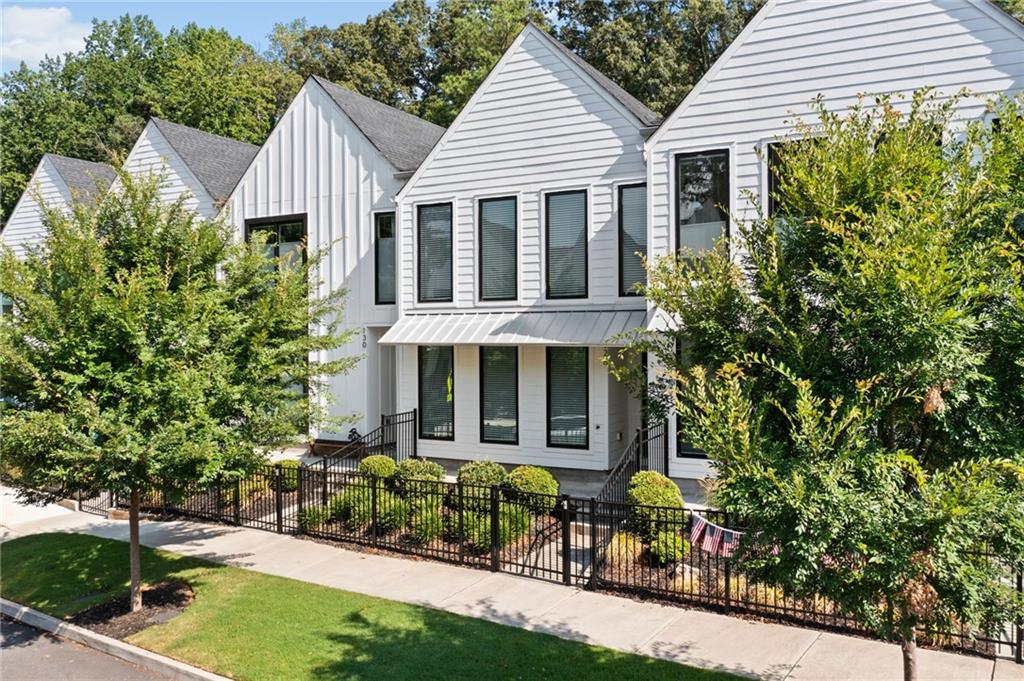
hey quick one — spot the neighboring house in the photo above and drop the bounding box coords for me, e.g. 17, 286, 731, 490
221, 75, 445, 440
1, 154, 116, 259
645, 0, 1024, 481
386, 23, 659, 473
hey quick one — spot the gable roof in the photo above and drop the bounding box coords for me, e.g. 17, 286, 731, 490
530, 24, 662, 128
44, 154, 116, 206
310, 76, 446, 172
149, 118, 259, 202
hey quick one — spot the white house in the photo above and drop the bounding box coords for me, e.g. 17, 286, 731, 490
645, 0, 1024, 481
221, 75, 445, 441
1, 154, 115, 259
385, 23, 661, 476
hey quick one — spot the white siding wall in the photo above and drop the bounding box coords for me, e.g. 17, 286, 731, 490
648, 0, 1024, 479
1, 158, 71, 258
396, 344, 614, 470
398, 29, 649, 314
224, 82, 403, 437
122, 123, 217, 218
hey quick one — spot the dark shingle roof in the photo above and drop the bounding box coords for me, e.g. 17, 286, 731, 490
530, 25, 662, 128
150, 118, 259, 202
310, 76, 446, 172
45, 154, 116, 205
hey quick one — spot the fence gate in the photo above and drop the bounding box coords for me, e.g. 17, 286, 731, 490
79, 491, 117, 516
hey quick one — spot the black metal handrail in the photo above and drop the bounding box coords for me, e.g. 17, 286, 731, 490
596, 420, 668, 504
319, 409, 417, 471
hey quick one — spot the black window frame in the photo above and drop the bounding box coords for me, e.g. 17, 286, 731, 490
767, 142, 783, 218
417, 202, 454, 304
244, 213, 308, 269
674, 150, 730, 255
545, 189, 589, 300
618, 182, 647, 297
374, 211, 397, 305
418, 345, 455, 441
478, 196, 518, 302
546, 346, 590, 450
675, 337, 708, 459
479, 346, 519, 445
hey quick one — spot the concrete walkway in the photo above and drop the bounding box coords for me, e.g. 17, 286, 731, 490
2, 488, 1021, 681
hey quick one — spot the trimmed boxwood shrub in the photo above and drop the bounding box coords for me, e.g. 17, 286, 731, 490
625, 471, 684, 540
278, 459, 301, 493
649, 531, 689, 565
359, 455, 397, 479
461, 503, 533, 553
505, 465, 559, 514
456, 461, 508, 512
395, 458, 445, 499
409, 500, 444, 544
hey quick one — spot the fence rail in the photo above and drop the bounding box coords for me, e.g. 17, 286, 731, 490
126, 462, 1021, 664
318, 410, 417, 472
597, 421, 668, 504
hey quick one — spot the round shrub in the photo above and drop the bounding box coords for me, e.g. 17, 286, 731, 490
605, 531, 643, 569
359, 455, 397, 479
625, 471, 684, 540
456, 461, 508, 512
505, 465, 559, 514
375, 490, 411, 534
649, 531, 689, 566
409, 500, 444, 544
278, 459, 301, 493
396, 457, 445, 482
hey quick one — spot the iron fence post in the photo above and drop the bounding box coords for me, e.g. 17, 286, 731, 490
458, 481, 465, 565
321, 457, 329, 507
561, 495, 572, 585
490, 485, 500, 572
216, 478, 224, 522
662, 419, 669, 476
1017, 570, 1023, 665
371, 478, 379, 547
233, 479, 241, 525
587, 497, 597, 590
412, 408, 418, 459
274, 464, 284, 534
724, 510, 732, 613
296, 464, 305, 536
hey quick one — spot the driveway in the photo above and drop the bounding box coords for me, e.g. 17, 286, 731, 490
1, 617, 166, 681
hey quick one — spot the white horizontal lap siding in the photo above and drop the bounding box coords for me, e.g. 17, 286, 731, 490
396, 344, 610, 471
399, 30, 648, 313
223, 82, 403, 437
649, 0, 1024, 480
1, 158, 71, 259
122, 124, 216, 219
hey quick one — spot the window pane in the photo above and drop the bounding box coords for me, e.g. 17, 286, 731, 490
546, 191, 587, 298
619, 184, 647, 296
480, 198, 517, 301
547, 347, 588, 448
676, 151, 728, 254
279, 221, 304, 268
480, 347, 517, 443
418, 204, 453, 303
767, 143, 783, 218
419, 346, 454, 440
675, 338, 707, 459
375, 212, 396, 304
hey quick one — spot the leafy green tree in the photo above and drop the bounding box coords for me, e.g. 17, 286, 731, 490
993, 0, 1024, 22
0, 172, 357, 611
611, 92, 1024, 680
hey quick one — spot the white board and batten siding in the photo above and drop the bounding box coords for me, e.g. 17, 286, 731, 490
223, 80, 403, 438
647, 0, 1024, 480
122, 121, 218, 219
1, 158, 71, 258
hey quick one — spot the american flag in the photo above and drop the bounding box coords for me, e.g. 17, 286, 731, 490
702, 525, 721, 554
720, 530, 739, 558
690, 514, 708, 544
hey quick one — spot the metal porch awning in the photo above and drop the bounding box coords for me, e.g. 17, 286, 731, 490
378, 310, 647, 347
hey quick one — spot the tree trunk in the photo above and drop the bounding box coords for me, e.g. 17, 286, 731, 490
129, 488, 142, 613
901, 632, 917, 681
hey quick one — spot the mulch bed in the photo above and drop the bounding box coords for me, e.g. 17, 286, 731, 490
68, 581, 193, 639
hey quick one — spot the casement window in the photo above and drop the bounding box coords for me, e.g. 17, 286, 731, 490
676, 150, 729, 254
545, 190, 588, 299
675, 338, 707, 459
374, 212, 396, 305
618, 183, 647, 296
418, 346, 454, 440
546, 346, 588, 448
479, 346, 518, 444
767, 143, 785, 219
417, 203, 453, 303
245, 215, 306, 269
479, 197, 517, 301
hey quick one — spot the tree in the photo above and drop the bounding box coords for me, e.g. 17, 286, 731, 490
0, 171, 357, 611
610, 92, 1024, 680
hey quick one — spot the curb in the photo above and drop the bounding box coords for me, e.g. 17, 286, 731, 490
1, 598, 231, 681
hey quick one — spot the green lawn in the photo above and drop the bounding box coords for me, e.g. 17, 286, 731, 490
1, 533, 741, 681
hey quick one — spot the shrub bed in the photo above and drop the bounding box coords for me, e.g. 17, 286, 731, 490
625, 471, 684, 541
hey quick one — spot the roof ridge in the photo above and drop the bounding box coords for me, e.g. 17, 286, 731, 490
150, 117, 259, 151
147, 118, 259, 202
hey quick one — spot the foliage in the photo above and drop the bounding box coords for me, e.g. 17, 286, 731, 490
395, 457, 445, 482
376, 490, 412, 534
649, 531, 689, 566
297, 506, 330, 531
409, 499, 444, 544
461, 503, 533, 552
358, 455, 398, 479
278, 460, 301, 493
625, 471, 685, 541
617, 92, 1024, 675
505, 465, 559, 514
457, 460, 508, 487
605, 531, 643, 567
330, 486, 374, 527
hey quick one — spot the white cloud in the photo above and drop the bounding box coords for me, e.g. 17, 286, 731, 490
1, 6, 89, 69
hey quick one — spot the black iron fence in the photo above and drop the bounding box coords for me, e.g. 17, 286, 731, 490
317, 410, 417, 472
129, 462, 1024, 664
597, 421, 669, 503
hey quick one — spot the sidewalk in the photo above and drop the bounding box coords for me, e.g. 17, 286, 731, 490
2, 488, 1021, 681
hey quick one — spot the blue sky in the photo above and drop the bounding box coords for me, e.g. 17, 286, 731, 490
1, 1, 396, 72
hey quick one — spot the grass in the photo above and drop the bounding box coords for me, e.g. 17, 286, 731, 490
1, 532, 743, 681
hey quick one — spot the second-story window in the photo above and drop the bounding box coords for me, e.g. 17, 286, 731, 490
418, 203, 453, 303
546, 190, 587, 299
618, 183, 647, 296
479, 197, 517, 301
676, 150, 729, 255
375, 212, 396, 305
246, 216, 306, 269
